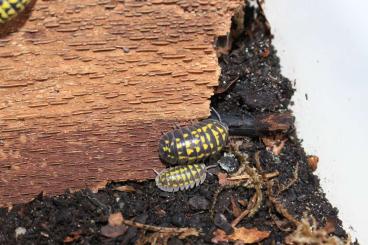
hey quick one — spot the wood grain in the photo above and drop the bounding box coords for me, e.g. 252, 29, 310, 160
0, 0, 243, 206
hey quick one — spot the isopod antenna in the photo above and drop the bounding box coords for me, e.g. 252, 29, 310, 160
210, 107, 223, 122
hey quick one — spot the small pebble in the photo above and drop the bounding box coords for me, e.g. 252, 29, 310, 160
218, 152, 239, 173
15, 227, 26, 239
171, 213, 185, 227
214, 213, 233, 234
188, 196, 209, 211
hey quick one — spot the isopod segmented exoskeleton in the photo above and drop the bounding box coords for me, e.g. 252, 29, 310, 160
158, 119, 229, 165
0, 0, 31, 24
155, 164, 207, 192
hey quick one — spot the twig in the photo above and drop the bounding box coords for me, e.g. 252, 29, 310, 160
122, 219, 200, 239
215, 75, 239, 94
269, 212, 293, 232
226, 173, 250, 181
231, 192, 257, 227
267, 180, 300, 226
210, 183, 247, 219
254, 151, 262, 171
213, 147, 279, 226
231, 150, 264, 225
278, 162, 299, 195
264, 171, 279, 179
227, 171, 278, 181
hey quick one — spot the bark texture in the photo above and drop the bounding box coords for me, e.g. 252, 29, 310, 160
0, 0, 243, 206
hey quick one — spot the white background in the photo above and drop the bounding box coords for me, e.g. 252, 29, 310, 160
264, 1, 368, 243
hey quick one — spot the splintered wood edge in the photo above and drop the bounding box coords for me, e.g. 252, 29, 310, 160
0, 0, 245, 206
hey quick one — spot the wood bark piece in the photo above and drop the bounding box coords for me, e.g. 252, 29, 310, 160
0, 0, 243, 206
221, 112, 295, 137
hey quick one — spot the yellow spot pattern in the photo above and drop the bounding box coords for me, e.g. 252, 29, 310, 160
156, 164, 206, 191
0, 0, 31, 24
159, 120, 228, 165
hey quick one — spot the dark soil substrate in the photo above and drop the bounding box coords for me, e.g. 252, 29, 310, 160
0, 2, 355, 245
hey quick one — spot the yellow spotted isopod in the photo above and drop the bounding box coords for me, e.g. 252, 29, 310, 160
155, 164, 207, 192
158, 119, 229, 165
0, 0, 31, 24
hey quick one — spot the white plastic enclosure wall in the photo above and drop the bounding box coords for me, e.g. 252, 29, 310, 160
264, 1, 368, 243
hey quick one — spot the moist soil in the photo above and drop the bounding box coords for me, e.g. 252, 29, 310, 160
0, 2, 356, 245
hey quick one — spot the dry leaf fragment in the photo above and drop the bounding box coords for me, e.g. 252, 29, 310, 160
261, 135, 287, 156
212, 227, 270, 244
108, 212, 124, 226
113, 185, 136, 192
230, 227, 270, 243
307, 155, 319, 172
212, 229, 230, 243
63, 230, 82, 243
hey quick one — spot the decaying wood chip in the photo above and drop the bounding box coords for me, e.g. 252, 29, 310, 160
257, 112, 294, 132
113, 185, 136, 193
223, 112, 294, 137
307, 155, 319, 172
212, 227, 270, 244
